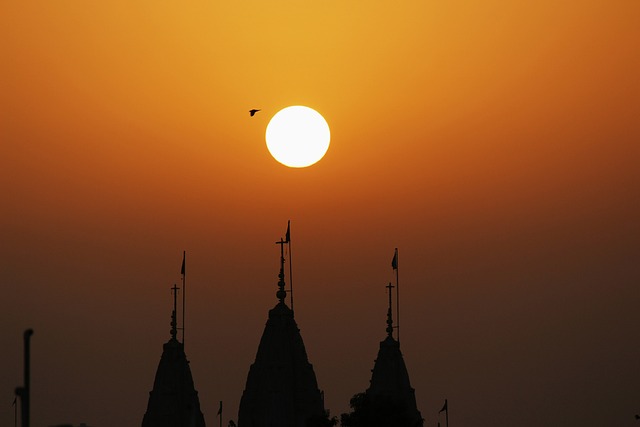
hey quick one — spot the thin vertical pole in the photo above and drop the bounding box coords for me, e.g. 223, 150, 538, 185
23, 329, 33, 427
181, 251, 186, 346
287, 221, 294, 313
446, 402, 449, 427
219, 401, 222, 427
395, 248, 400, 343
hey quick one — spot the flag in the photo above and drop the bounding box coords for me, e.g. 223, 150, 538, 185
181, 251, 186, 276
217, 401, 222, 416
285, 220, 290, 243
391, 248, 398, 270
439, 399, 448, 413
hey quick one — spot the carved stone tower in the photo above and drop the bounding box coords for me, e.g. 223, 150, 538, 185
238, 239, 326, 427
142, 285, 206, 427
363, 283, 423, 427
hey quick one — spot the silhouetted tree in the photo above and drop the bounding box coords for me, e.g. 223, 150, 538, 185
307, 410, 338, 427
340, 392, 415, 427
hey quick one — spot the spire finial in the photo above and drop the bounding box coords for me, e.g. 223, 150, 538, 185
386, 282, 395, 337
171, 284, 180, 340
275, 238, 287, 303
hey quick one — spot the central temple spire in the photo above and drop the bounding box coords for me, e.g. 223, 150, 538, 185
386, 282, 395, 338
275, 237, 287, 304
238, 232, 326, 427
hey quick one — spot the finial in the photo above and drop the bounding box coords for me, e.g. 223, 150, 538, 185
386, 282, 395, 337
275, 237, 287, 303
171, 284, 180, 340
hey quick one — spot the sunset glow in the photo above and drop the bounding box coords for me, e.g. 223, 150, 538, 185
2, 1, 639, 427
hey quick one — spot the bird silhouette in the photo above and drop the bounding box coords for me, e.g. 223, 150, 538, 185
249, 109, 260, 116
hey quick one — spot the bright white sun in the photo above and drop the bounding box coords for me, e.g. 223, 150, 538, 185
265, 106, 330, 168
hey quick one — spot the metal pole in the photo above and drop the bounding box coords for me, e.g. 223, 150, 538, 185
446, 399, 449, 427
182, 251, 186, 346
288, 223, 294, 313
395, 248, 400, 343
23, 329, 33, 427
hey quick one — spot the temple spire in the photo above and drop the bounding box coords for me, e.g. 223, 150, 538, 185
171, 284, 179, 341
386, 282, 395, 338
275, 238, 287, 303
238, 233, 326, 427
142, 283, 206, 427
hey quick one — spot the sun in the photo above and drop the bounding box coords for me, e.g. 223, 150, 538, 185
265, 106, 330, 168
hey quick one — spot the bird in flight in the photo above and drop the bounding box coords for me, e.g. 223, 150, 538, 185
249, 109, 261, 116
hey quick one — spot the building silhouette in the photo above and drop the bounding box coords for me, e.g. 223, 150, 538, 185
141, 285, 206, 427
238, 241, 326, 427
365, 282, 423, 426
341, 283, 423, 427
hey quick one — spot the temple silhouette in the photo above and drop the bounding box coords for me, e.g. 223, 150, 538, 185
238, 238, 327, 427
355, 282, 423, 427
134, 239, 423, 427
141, 284, 206, 427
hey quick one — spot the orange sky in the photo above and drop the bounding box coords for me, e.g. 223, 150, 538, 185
2, 1, 639, 426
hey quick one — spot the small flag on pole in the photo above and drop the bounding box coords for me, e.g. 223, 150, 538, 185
181, 251, 186, 276
391, 248, 398, 270
439, 399, 448, 413
285, 220, 291, 243
217, 401, 222, 416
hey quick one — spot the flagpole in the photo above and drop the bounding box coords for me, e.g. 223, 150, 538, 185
439, 399, 448, 427
219, 400, 222, 427
394, 248, 400, 343
286, 220, 294, 313
446, 402, 449, 427
181, 251, 186, 346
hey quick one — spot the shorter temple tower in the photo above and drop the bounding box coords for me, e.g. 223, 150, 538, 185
342, 281, 423, 427
141, 285, 206, 427
238, 237, 326, 427
365, 282, 422, 426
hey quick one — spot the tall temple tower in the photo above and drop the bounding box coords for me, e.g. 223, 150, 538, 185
364, 282, 423, 427
141, 285, 206, 427
238, 238, 326, 427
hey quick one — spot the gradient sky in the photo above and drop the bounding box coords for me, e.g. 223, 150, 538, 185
2, 1, 639, 426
